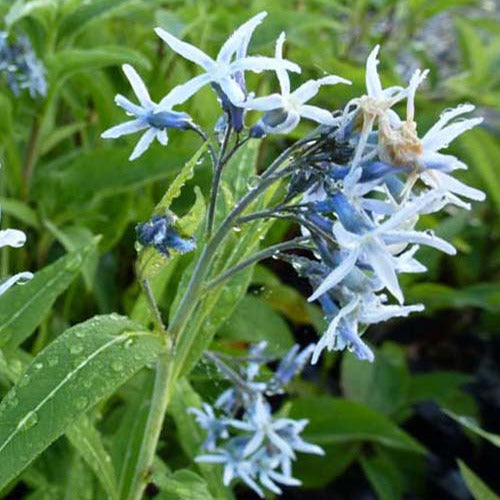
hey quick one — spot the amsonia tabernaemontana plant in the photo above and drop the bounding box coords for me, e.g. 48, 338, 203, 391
0, 9, 488, 500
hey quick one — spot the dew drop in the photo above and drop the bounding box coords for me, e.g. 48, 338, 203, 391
34, 362, 43, 370
75, 329, 85, 338
75, 397, 88, 410
9, 359, 23, 375
111, 361, 124, 372
232, 226, 242, 233
17, 411, 38, 431
70, 344, 84, 355
124, 338, 135, 349
48, 355, 59, 367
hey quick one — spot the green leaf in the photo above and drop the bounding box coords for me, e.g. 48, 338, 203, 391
0, 244, 96, 353
408, 372, 476, 417
5, 0, 57, 28
295, 442, 359, 488
455, 128, 500, 211
154, 469, 214, 500
44, 222, 99, 291
341, 343, 410, 416
0, 198, 40, 229
406, 282, 500, 313
137, 144, 207, 281
58, 0, 137, 40
444, 409, 500, 447
0, 314, 163, 489
47, 47, 150, 85
360, 449, 406, 500
33, 146, 190, 218
289, 397, 425, 454
66, 416, 118, 500
218, 295, 294, 356
252, 265, 325, 330
457, 460, 499, 500
153, 142, 207, 216
111, 371, 155, 500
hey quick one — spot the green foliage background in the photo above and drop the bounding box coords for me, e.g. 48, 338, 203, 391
0, 0, 498, 498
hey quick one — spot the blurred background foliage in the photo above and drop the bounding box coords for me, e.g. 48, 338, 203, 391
0, 0, 498, 498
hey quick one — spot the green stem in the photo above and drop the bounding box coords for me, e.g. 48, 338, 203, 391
127, 348, 174, 500
206, 117, 233, 238
204, 236, 310, 290
128, 135, 309, 497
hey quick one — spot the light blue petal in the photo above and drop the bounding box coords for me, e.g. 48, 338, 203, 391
293, 75, 350, 104
122, 64, 152, 108
114, 94, 145, 116
158, 73, 213, 109
299, 104, 336, 125
101, 119, 147, 139
129, 128, 157, 161
308, 248, 359, 302
217, 11, 267, 64
232, 56, 301, 75
0, 228, 26, 248
244, 93, 284, 111
0, 271, 33, 296
155, 27, 214, 70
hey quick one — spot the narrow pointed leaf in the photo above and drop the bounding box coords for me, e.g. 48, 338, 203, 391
0, 315, 163, 490
0, 244, 96, 353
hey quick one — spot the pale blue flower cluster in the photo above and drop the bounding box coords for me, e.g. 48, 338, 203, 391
0, 31, 47, 98
191, 343, 322, 497
102, 12, 348, 159
279, 46, 485, 363
102, 13, 486, 366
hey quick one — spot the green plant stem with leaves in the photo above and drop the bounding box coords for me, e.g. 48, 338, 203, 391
127, 132, 313, 499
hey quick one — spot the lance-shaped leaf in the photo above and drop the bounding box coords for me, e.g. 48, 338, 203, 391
0, 243, 96, 353
0, 315, 164, 490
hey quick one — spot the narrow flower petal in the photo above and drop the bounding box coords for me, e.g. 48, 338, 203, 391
101, 119, 147, 139
156, 128, 168, 145
274, 32, 290, 95
218, 75, 246, 105
232, 56, 301, 74
292, 75, 350, 104
122, 64, 153, 108
299, 104, 336, 125
422, 171, 486, 201
114, 94, 144, 115
308, 248, 359, 302
423, 104, 475, 140
0, 228, 27, 248
365, 45, 383, 98
216, 11, 267, 64
244, 93, 285, 111
382, 230, 456, 255
157, 73, 213, 109
422, 117, 483, 152
0, 271, 33, 296
363, 239, 403, 304
154, 27, 215, 70
129, 128, 157, 160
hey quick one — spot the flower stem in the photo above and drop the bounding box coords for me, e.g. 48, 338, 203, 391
204, 236, 310, 290
128, 135, 308, 497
